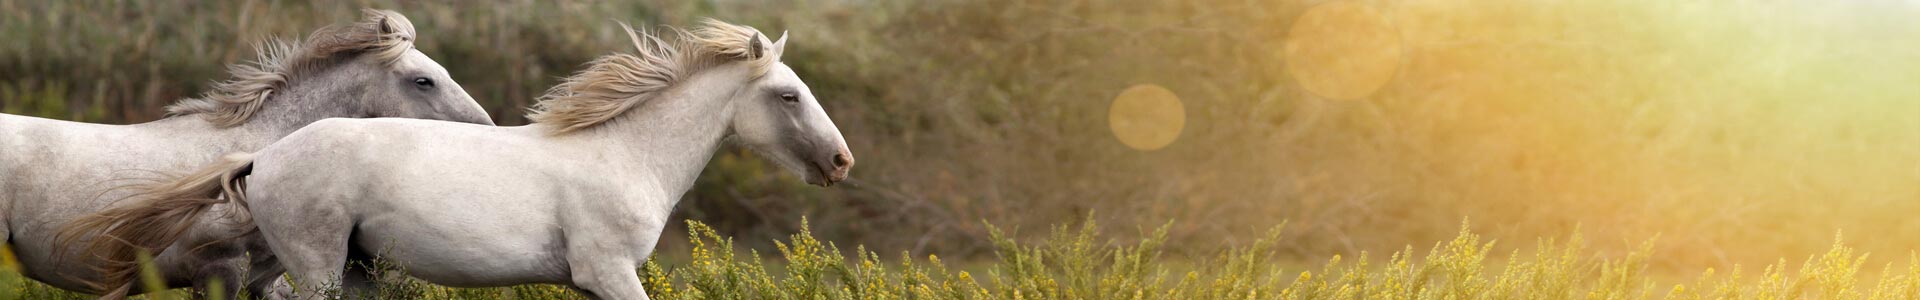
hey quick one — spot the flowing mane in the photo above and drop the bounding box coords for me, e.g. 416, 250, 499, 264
165, 9, 418, 127
527, 19, 781, 134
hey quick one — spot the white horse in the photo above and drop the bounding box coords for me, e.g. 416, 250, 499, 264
5, 10, 492, 298
69, 20, 851, 299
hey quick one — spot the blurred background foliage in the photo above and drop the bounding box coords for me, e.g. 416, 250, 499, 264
4, 0, 1920, 277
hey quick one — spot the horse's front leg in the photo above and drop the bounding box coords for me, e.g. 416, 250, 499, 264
567, 256, 648, 300
563, 233, 654, 300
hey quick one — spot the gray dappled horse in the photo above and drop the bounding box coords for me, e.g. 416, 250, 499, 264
3, 9, 492, 298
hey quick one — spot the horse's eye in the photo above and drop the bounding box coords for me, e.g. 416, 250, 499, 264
779, 93, 798, 103
413, 77, 434, 89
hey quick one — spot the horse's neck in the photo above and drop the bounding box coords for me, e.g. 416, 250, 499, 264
170, 73, 368, 150
571, 65, 750, 206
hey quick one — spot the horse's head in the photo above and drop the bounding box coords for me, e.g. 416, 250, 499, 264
174, 10, 493, 127
727, 32, 853, 187
525, 21, 851, 185
326, 10, 493, 125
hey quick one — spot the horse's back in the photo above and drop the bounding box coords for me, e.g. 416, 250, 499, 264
259, 118, 497, 168
0, 113, 125, 219
247, 117, 530, 205
0, 115, 213, 201
0, 113, 232, 289
0, 114, 100, 188
0, 113, 132, 289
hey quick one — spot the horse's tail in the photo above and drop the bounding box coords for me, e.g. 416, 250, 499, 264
56, 153, 256, 298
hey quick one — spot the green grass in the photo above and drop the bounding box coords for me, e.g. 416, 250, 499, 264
11, 0, 1920, 295
6, 220, 1920, 299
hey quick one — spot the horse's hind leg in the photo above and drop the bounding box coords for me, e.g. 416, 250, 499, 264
268, 234, 350, 300
254, 207, 353, 299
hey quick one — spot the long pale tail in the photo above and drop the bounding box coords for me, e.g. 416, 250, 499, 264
57, 153, 256, 299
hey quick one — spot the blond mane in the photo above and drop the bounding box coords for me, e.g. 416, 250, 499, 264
164, 9, 418, 127
526, 19, 781, 134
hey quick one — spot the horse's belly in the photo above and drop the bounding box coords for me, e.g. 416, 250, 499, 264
354, 215, 571, 287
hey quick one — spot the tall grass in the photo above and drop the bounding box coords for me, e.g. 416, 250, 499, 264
8, 220, 1920, 299
7, 0, 1920, 286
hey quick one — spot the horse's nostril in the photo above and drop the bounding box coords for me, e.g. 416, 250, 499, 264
832, 153, 852, 168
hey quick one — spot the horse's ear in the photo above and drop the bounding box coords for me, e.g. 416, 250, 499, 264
376, 16, 394, 34
748, 32, 765, 59
365, 9, 415, 41
771, 31, 788, 59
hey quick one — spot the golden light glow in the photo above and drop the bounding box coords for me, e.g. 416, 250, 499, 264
1285, 0, 1402, 100
1109, 84, 1185, 151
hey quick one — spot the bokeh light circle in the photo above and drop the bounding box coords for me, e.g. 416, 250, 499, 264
1285, 0, 1403, 100
1109, 84, 1185, 151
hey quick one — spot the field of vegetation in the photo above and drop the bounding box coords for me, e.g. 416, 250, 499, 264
6, 0, 1920, 298
9, 220, 1920, 299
